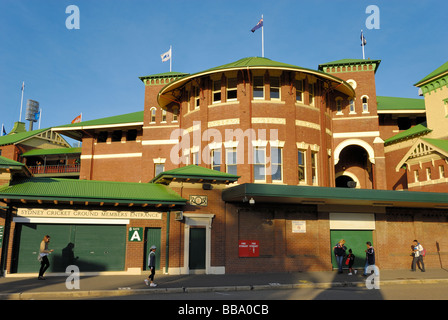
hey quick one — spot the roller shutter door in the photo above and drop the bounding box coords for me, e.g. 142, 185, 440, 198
12, 223, 126, 273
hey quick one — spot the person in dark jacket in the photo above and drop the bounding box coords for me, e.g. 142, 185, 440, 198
144, 245, 157, 287
334, 239, 347, 274
363, 241, 376, 276
347, 249, 356, 275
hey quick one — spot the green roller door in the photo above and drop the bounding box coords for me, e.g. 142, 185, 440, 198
330, 230, 373, 270
12, 223, 126, 273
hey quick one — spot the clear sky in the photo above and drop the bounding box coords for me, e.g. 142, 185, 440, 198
1, 0, 447, 142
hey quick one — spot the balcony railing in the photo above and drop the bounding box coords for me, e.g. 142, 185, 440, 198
28, 164, 80, 175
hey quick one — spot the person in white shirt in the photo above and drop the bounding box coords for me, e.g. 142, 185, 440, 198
411, 240, 426, 272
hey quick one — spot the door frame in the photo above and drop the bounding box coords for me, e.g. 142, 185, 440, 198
182, 213, 214, 275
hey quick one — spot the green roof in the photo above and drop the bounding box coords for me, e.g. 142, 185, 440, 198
318, 58, 381, 73
139, 71, 189, 82
0, 177, 186, 205
158, 57, 356, 109
415, 61, 448, 86
384, 123, 431, 145
0, 128, 48, 147
222, 183, 448, 208
376, 96, 426, 111
152, 165, 240, 185
0, 156, 26, 168
22, 147, 82, 157
422, 138, 448, 154
55, 111, 144, 129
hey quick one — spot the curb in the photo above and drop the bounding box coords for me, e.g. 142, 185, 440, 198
1, 278, 448, 300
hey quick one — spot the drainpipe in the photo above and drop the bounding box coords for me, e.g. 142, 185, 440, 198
0, 206, 12, 277
165, 210, 170, 274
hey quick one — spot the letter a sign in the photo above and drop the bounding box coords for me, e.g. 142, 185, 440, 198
128, 227, 143, 242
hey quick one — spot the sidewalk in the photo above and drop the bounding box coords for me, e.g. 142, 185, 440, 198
1, 268, 447, 300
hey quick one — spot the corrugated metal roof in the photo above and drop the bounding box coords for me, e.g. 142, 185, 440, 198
0, 177, 186, 204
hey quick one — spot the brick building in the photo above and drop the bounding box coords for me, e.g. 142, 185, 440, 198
1, 57, 448, 276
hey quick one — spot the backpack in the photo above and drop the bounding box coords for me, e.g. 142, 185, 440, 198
420, 247, 426, 257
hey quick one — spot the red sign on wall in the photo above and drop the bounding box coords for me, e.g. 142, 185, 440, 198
238, 240, 260, 257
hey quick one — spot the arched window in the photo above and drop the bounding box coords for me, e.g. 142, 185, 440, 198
361, 95, 369, 113
150, 107, 156, 123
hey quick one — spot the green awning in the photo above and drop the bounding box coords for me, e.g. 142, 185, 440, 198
222, 183, 448, 209
152, 165, 240, 185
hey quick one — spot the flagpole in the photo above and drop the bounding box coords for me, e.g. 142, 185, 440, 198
361, 30, 365, 60
261, 15, 264, 58
19, 81, 24, 122
38, 108, 42, 129
170, 45, 172, 72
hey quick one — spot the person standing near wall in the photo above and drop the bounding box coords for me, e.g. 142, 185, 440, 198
363, 241, 376, 276
38, 235, 54, 280
144, 245, 157, 287
334, 239, 347, 274
411, 240, 426, 272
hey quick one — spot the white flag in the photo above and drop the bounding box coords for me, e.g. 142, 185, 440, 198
161, 48, 171, 62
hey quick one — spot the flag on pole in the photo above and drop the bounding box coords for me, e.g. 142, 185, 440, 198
21, 82, 25, 92
361, 31, 367, 46
161, 48, 172, 62
71, 113, 82, 124
1, 124, 7, 136
34, 110, 40, 121
251, 18, 263, 33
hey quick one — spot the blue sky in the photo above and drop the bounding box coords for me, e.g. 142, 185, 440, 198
1, 0, 447, 141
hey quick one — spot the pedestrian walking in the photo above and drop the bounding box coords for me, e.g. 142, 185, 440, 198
346, 249, 356, 275
38, 235, 54, 280
334, 239, 347, 274
411, 240, 426, 272
144, 245, 157, 287
363, 241, 376, 276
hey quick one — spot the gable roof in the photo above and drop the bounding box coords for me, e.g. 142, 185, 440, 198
394, 138, 448, 172
415, 61, 448, 86
151, 165, 240, 185
0, 128, 49, 147
0, 177, 186, 207
384, 122, 431, 145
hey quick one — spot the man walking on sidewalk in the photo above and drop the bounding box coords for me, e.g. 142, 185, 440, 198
363, 241, 376, 276
411, 240, 426, 272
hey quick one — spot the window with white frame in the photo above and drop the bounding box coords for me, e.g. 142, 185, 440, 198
172, 107, 179, 122
192, 151, 199, 165
227, 78, 238, 101
349, 99, 355, 113
213, 80, 221, 104
308, 83, 315, 106
426, 167, 432, 180
295, 80, 303, 102
439, 165, 445, 178
414, 170, 419, 182
194, 86, 200, 109
211, 149, 221, 171
298, 149, 306, 183
253, 146, 266, 181
362, 96, 369, 113
154, 163, 165, 176
161, 109, 167, 122
226, 148, 237, 175
253, 76, 264, 99
311, 151, 318, 185
270, 77, 280, 100
150, 107, 156, 123
271, 147, 282, 182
